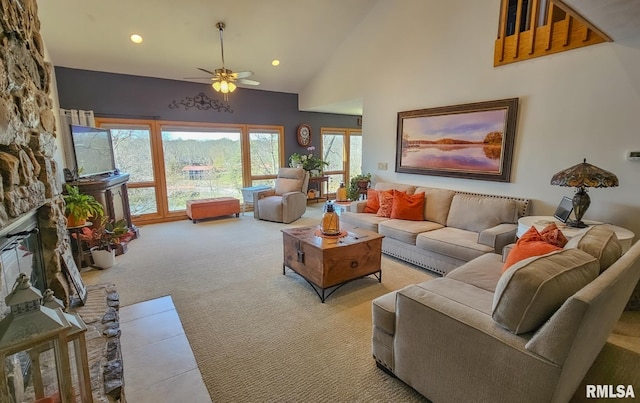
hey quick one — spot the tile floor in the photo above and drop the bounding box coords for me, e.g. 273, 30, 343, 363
120, 295, 212, 402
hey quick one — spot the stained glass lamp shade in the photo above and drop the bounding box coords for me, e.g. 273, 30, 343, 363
550, 158, 619, 228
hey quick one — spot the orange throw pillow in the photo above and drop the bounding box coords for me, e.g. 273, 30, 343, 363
376, 190, 395, 217
540, 222, 568, 248
502, 226, 562, 272
363, 189, 380, 213
391, 191, 425, 221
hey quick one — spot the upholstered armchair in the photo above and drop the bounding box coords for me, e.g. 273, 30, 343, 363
254, 168, 309, 223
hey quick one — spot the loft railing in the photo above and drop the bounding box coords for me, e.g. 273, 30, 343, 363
494, 0, 612, 66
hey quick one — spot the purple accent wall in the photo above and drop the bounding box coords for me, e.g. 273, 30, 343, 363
54, 67, 361, 157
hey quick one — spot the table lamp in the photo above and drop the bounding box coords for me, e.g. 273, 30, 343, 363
550, 158, 619, 228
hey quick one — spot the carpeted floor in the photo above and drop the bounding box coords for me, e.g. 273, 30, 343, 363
81, 205, 434, 402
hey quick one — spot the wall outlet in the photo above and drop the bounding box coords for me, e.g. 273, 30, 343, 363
378, 162, 388, 170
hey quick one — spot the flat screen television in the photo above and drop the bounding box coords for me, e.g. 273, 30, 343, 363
69, 124, 117, 178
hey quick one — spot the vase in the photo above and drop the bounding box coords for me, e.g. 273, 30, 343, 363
91, 248, 116, 269
66, 214, 86, 228
310, 169, 320, 177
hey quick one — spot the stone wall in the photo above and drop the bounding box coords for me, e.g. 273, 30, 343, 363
0, 0, 68, 302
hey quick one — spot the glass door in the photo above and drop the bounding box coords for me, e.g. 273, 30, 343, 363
321, 128, 362, 197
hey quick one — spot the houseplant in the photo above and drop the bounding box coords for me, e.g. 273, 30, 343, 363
63, 184, 104, 227
289, 146, 328, 176
347, 173, 372, 201
72, 217, 133, 269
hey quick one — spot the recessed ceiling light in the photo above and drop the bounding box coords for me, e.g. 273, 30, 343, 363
130, 34, 143, 44
271, 60, 280, 66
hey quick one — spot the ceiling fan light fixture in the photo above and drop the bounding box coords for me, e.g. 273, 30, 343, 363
196, 21, 259, 102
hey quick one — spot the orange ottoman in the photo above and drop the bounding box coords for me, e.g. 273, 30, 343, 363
186, 197, 240, 223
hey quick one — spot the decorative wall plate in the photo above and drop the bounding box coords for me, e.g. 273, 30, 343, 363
297, 124, 311, 146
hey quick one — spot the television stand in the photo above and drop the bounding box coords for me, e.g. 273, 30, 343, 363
67, 173, 139, 239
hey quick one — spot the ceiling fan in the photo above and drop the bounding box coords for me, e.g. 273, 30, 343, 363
190, 22, 260, 100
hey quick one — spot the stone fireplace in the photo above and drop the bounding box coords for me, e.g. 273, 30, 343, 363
0, 0, 71, 305
1, 3, 125, 402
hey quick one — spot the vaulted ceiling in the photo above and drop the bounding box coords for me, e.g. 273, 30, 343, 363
37, 0, 378, 114
37, 1, 640, 115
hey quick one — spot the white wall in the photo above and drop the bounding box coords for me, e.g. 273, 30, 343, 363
300, 0, 640, 238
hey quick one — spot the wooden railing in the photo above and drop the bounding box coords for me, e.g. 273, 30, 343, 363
494, 0, 612, 67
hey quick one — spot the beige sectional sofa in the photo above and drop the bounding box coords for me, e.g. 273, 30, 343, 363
372, 226, 640, 402
340, 182, 530, 275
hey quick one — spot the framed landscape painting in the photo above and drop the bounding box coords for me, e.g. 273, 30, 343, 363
396, 98, 519, 182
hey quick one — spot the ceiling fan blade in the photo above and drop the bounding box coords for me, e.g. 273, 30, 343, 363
237, 78, 260, 86
183, 77, 214, 80
232, 71, 254, 79
197, 67, 216, 76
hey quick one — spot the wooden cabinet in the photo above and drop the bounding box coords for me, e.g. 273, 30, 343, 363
70, 173, 139, 238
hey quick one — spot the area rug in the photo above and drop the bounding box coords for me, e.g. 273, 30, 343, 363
81, 205, 434, 401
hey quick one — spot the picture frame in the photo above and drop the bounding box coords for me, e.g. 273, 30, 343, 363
395, 98, 519, 182
60, 248, 88, 305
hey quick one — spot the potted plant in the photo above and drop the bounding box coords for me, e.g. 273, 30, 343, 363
289, 146, 329, 176
63, 184, 104, 227
347, 173, 372, 201
72, 217, 132, 269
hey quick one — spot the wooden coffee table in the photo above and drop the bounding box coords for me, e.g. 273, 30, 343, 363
281, 226, 384, 302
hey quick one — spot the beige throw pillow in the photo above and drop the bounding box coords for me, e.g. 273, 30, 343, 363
492, 248, 599, 334
564, 226, 622, 273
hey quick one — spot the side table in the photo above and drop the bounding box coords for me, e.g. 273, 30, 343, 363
307, 176, 328, 203
240, 185, 271, 215
517, 216, 635, 253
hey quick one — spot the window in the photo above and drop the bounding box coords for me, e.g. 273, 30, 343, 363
96, 118, 283, 223
98, 121, 159, 219
321, 128, 362, 196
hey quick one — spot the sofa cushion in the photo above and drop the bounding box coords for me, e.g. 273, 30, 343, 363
275, 178, 302, 195
502, 226, 562, 272
446, 253, 504, 293
391, 191, 425, 221
340, 211, 390, 233
446, 194, 517, 233
376, 190, 395, 217
375, 182, 416, 195
363, 189, 380, 213
492, 248, 599, 334
413, 277, 495, 316
415, 187, 456, 226
564, 226, 622, 273
416, 227, 494, 262
379, 219, 443, 245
